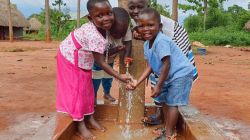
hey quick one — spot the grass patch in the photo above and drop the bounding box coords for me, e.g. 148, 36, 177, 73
189, 27, 250, 46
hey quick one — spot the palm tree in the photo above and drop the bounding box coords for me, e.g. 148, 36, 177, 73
77, 0, 80, 28
172, 0, 178, 22
7, 0, 13, 42
45, 0, 51, 42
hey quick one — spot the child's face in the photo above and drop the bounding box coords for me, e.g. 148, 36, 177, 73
137, 13, 161, 41
88, 1, 114, 30
128, 0, 148, 22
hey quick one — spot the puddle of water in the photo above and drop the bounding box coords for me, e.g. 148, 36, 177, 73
91, 121, 159, 140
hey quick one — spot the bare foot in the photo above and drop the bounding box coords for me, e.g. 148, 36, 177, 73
88, 115, 106, 132
78, 121, 96, 140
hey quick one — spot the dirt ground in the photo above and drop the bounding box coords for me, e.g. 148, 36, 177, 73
0, 41, 250, 139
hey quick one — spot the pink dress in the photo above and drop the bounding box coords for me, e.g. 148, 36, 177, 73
56, 22, 107, 121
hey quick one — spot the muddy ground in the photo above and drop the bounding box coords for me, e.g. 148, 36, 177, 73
0, 41, 250, 139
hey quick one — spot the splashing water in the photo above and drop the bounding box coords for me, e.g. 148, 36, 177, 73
117, 72, 140, 124
126, 90, 133, 123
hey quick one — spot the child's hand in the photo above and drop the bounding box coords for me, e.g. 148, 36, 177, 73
151, 86, 161, 98
132, 30, 143, 40
126, 83, 135, 90
126, 79, 137, 90
117, 45, 126, 51
119, 74, 131, 83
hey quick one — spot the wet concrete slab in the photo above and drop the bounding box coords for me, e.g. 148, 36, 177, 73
72, 121, 161, 140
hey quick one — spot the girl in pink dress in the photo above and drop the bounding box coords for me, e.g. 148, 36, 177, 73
56, 0, 129, 139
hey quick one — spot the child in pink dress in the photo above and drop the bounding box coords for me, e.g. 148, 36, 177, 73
56, 0, 129, 139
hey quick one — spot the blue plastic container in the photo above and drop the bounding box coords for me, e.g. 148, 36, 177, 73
197, 48, 206, 56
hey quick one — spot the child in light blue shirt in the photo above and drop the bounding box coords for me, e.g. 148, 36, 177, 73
126, 8, 194, 140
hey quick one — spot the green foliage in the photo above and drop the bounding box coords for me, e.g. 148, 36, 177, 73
206, 8, 232, 29
24, 17, 88, 41
179, 0, 227, 13
184, 15, 203, 32
149, 0, 170, 17
25, 0, 89, 41
189, 26, 250, 46
227, 5, 250, 30
52, 0, 66, 9
179, 0, 203, 15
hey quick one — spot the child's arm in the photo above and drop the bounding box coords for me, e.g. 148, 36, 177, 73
151, 56, 170, 98
133, 62, 152, 88
106, 45, 126, 56
93, 52, 129, 83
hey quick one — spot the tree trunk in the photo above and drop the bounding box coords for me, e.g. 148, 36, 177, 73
77, 0, 81, 28
172, 0, 178, 22
45, 0, 51, 42
7, 0, 13, 42
203, 0, 207, 31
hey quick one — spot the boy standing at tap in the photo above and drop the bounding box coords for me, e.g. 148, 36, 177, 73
127, 0, 198, 129
127, 8, 194, 140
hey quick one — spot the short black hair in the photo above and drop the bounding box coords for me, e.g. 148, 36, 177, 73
139, 8, 161, 23
113, 7, 130, 27
87, 0, 109, 12
110, 7, 130, 38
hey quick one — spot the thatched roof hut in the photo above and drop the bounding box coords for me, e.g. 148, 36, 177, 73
0, 0, 29, 39
244, 20, 250, 31
25, 17, 42, 33
0, 0, 29, 27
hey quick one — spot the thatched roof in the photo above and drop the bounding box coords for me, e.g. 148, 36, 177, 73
0, 0, 29, 27
26, 17, 42, 31
244, 20, 250, 31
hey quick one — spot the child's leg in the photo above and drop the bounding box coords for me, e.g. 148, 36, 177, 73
88, 115, 106, 132
162, 105, 168, 126
102, 78, 116, 101
78, 120, 96, 139
92, 79, 101, 103
102, 63, 115, 102
102, 78, 113, 94
165, 106, 179, 136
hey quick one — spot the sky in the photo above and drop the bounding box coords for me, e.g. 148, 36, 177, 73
11, 0, 250, 24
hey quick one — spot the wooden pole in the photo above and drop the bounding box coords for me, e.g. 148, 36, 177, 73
203, 0, 207, 31
45, 0, 51, 42
172, 0, 178, 22
7, 0, 13, 42
77, 0, 80, 28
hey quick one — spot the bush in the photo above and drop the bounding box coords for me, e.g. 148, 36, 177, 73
206, 8, 232, 29
184, 15, 203, 32
189, 26, 250, 46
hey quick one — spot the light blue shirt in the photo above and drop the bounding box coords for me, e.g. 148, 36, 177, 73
144, 32, 194, 84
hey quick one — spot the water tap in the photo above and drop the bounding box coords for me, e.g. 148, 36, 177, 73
124, 57, 133, 75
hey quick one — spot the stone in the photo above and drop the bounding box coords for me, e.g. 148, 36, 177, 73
192, 41, 207, 48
